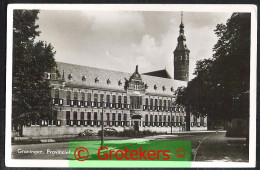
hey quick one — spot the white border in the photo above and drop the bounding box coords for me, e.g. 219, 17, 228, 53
5, 4, 257, 168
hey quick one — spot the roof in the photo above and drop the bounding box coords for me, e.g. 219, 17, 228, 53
142, 69, 172, 79
56, 62, 187, 96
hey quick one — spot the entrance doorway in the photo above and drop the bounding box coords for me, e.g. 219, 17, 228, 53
131, 114, 142, 132
134, 121, 139, 131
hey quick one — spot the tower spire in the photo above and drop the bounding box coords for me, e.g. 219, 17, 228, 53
181, 11, 183, 24
173, 11, 190, 82
179, 11, 184, 36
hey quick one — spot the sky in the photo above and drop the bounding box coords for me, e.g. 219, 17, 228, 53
36, 10, 231, 80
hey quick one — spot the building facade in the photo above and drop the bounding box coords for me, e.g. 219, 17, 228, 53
22, 14, 207, 137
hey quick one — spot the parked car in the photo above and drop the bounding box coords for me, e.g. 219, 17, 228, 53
98, 128, 118, 136
78, 129, 96, 136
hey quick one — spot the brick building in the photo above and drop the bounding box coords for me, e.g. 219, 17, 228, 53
22, 14, 207, 136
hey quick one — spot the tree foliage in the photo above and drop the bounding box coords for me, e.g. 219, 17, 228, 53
176, 13, 250, 122
12, 10, 57, 125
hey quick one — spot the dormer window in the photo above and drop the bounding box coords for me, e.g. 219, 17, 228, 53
162, 86, 166, 91
118, 80, 122, 86
127, 65, 145, 92
95, 77, 99, 83
82, 76, 86, 82
68, 74, 73, 80
171, 87, 174, 92
154, 85, 157, 90
107, 79, 111, 85
145, 84, 148, 89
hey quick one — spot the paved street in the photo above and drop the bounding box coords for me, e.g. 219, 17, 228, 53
11, 131, 248, 162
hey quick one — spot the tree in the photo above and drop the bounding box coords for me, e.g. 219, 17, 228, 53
12, 10, 57, 135
176, 13, 250, 125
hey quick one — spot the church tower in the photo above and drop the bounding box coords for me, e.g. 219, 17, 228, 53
174, 12, 190, 81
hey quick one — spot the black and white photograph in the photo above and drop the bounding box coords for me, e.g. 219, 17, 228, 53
5, 4, 257, 168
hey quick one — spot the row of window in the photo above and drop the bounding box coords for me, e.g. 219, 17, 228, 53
53, 99, 184, 112
53, 99, 131, 109
29, 120, 61, 126
143, 122, 184, 127
66, 120, 129, 126
65, 111, 185, 123
191, 122, 207, 127
145, 114, 185, 122
67, 121, 186, 127
53, 90, 177, 107
145, 98, 173, 107
193, 116, 205, 123
65, 111, 128, 122
143, 105, 184, 112
54, 91, 128, 103
27, 120, 206, 127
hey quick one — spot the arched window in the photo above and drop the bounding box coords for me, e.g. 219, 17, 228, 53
106, 95, 110, 103
87, 93, 91, 101
81, 92, 85, 101
74, 92, 78, 100
118, 96, 122, 104
150, 99, 153, 110
112, 113, 116, 121
94, 94, 98, 107
73, 112, 77, 120
155, 99, 158, 106
172, 116, 175, 122
66, 91, 71, 105
112, 95, 116, 103
123, 114, 127, 121
66, 111, 70, 125
80, 112, 84, 120
145, 98, 149, 106
124, 96, 127, 104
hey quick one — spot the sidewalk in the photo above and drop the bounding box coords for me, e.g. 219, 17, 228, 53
12, 130, 223, 145
194, 132, 248, 162
172, 130, 226, 134
12, 135, 131, 145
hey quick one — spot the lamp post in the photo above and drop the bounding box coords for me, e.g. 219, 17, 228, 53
171, 110, 173, 134
171, 98, 173, 134
101, 97, 104, 147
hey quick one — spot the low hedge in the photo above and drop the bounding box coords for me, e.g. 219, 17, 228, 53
118, 129, 156, 137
